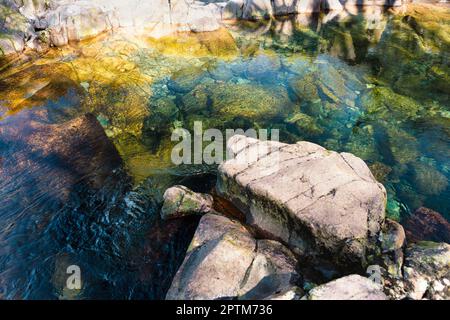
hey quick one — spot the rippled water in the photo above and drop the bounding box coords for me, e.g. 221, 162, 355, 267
0, 6, 449, 299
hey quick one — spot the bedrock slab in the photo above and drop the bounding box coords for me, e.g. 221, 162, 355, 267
217, 135, 387, 271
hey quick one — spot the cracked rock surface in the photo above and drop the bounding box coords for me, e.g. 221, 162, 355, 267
165, 213, 301, 300
403, 241, 450, 300
217, 135, 387, 271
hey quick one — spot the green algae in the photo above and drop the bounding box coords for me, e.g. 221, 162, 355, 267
285, 112, 323, 136
361, 87, 422, 121
386, 195, 401, 222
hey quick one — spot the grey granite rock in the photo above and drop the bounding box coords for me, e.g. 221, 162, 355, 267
217, 135, 387, 270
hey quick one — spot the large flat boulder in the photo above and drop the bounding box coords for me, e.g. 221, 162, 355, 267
217, 135, 386, 271
166, 213, 301, 300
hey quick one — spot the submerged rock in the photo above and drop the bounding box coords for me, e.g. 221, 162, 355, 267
285, 112, 323, 136
411, 162, 448, 196
404, 207, 450, 244
179, 81, 294, 130
166, 213, 301, 300
160, 185, 213, 220
209, 82, 292, 121
305, 274, 388, 300
217, 135, 387, 272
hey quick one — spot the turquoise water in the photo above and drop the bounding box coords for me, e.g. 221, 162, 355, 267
0, 9, 449, 298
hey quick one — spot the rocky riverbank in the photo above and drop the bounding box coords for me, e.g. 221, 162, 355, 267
162, 135, 450, 300
0, 0, 437, 57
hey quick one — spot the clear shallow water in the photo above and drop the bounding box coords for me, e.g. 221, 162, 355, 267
0, 7, 449, 298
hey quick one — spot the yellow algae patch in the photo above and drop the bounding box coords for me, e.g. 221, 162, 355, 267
402, 3, 450, 50
58, 38, 152, 87
146, 28, 238, 59
114, 135, 176, 184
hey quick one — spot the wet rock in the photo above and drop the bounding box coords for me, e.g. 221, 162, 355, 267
166, 213, 301, 300
372, 5, 450, 101
404, 207, 450, 244
208, 82, 293, 122
288, 74, 320, 101
403, 241, 450, 300
144, 96, 179, 135
305, 274, 388, 300
369, 162, 392, 184
168, 66, 206, 93
180, 81, 293, 130
345, 126, 380, 162
160, 185, 213, 220
288, 59, 361, 108
386, 127, 420, 165
217, 135, 387, 271
381, 219, 406, 254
